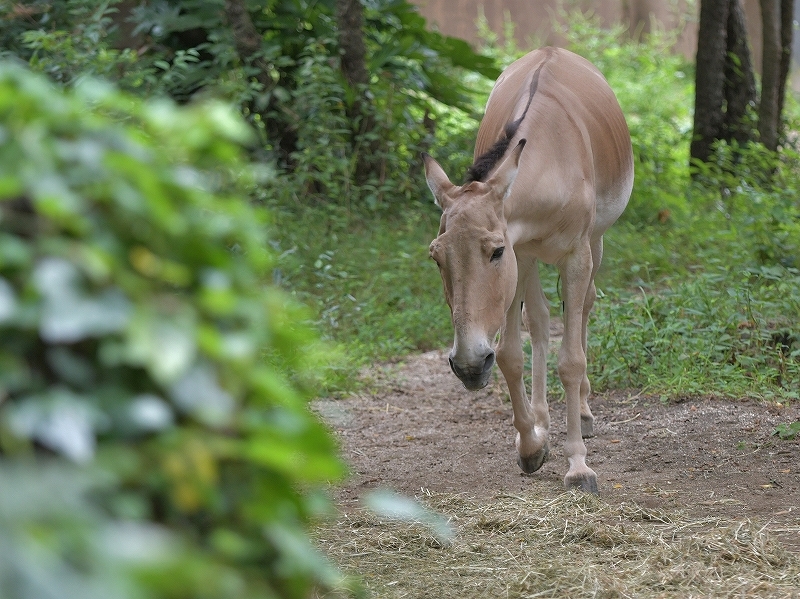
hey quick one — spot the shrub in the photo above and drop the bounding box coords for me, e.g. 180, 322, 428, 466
0, 62, 345, 598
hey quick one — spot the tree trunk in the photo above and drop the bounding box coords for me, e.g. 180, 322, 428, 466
777, 0, 794, 127
337, 0, 370, 91
692, 0, 759, 170
722, 0, 757, 146
691, 0, 731, 165
759, 0, 782, 151
224, 0, 297, 163
225, 0, 269, 86
336, 0, 380, 185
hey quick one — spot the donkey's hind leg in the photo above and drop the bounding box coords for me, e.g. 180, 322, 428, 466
577, 235, 604, 438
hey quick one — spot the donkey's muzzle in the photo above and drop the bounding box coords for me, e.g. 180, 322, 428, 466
449, 350, 495, 390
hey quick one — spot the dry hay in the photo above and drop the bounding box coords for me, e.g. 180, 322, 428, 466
313, 490, 800, 598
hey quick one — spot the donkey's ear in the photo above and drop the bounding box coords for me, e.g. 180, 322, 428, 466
488, 139, 526, 201
422, 153, 455, 210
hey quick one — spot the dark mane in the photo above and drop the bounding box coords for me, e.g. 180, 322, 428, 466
464, 63, 544, 183
464, 123, 517, 183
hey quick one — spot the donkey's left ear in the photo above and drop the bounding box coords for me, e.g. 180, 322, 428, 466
422, 153, 455, 210
488, 139, 526, 200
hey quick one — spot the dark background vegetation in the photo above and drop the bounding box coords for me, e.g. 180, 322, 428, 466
0, 0, 798, 597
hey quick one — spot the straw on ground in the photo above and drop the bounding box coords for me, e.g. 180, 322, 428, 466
314, 489, 800, 598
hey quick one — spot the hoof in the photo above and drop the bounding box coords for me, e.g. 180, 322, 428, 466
564, 470, 598, 494
517, 443, 550, 474
581, 414, 595, 438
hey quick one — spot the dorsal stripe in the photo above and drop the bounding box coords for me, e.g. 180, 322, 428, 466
465, 63, 544, 183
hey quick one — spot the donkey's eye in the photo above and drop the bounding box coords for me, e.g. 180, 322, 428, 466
490, 247, 505, 262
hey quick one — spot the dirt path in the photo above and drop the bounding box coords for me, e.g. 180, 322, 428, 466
316, 341, 800, 551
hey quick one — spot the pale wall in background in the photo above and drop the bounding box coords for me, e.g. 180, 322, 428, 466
411, 0, 800, 78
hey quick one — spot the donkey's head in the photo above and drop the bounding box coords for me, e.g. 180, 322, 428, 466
424, 140, 525, 390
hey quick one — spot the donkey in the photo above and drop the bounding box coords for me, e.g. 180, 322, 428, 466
423, 47, 633, 493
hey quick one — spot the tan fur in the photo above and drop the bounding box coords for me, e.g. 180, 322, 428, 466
424, 47, 633, 493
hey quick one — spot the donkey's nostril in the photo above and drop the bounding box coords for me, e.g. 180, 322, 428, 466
483, 351, 495, 373
448, 356, 460, 377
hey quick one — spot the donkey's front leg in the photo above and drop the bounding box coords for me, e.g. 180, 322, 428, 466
497, 282, 549, 473
558, 242, 597, 493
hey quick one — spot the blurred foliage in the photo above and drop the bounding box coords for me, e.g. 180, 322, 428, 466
0, 62, 348, 598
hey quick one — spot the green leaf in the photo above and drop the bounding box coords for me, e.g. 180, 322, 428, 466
33, 258, 131, 343
7, 388, 106, 463
773, 421, 800, 440
169, 363, 234, 426
363, 489, 454, 543
0, 276, 16, 322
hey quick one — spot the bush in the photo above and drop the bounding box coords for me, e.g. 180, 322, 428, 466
0, 62, 345, 598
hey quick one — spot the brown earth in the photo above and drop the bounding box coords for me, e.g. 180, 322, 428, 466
315, 324, 800, 551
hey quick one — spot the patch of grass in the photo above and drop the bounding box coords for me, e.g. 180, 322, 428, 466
588, 265, 800, 401
266, 203, 452, 391
312, 490, 800, 598
526, 261, 800, 402
516, 195, 800, 402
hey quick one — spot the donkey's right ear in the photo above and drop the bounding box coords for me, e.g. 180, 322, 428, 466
487, 139, 526, 202
422, 153, 455, 210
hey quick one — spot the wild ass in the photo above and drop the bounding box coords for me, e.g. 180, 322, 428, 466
423, 47, 633, 493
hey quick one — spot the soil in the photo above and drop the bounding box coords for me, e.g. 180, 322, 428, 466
314, 324, 800, 551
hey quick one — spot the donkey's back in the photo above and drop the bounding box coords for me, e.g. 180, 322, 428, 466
474, 47, 633, 237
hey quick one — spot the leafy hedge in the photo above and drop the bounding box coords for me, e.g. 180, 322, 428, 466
0, 62, 344, 598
